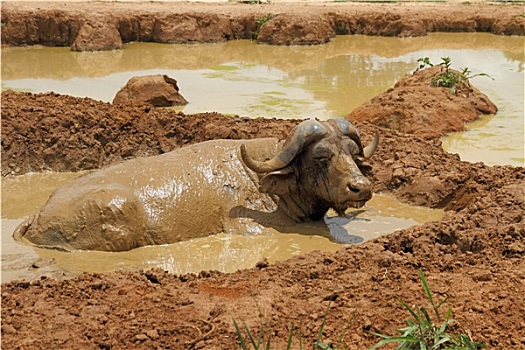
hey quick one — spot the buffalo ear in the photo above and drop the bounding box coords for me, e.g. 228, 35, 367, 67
259, 167, 297, 195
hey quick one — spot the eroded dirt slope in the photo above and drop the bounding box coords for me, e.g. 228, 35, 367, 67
1, 1, 524, 48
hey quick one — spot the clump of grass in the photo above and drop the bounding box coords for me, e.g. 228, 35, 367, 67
233, 301, 352, 349
370, 269, 486, 350
232, 318, 294, 350
233, 269, 484, 349
417, 56, 493, 95
252, 13, 274, 40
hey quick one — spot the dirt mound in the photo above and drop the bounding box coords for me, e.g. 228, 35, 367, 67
1, 90, 299, 176
348, 66, 498, 139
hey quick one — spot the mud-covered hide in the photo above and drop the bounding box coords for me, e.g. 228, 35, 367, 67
14, 139, 283, 252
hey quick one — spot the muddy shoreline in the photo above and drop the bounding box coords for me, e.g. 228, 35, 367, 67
1, 1, 524, 48
2, 1, 525, 349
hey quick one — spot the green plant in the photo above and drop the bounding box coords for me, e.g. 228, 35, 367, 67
370, 269, 486, 350
252, 13, 274, 40
417, 56, 493, 95
312, 310, 350, 350
233, 302, 353, 350
232, 317, 294, 350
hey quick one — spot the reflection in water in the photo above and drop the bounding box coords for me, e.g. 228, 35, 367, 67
1, 172, 442, 282
2, 33, 523, 165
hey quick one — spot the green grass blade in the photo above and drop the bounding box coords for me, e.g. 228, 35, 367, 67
419, 269, 443, 322
315, 302, 331, 349
370, 331, 391, 340
335, 316, 353, 349
315, 317, 326, 350
286, 320, 295, 350
419, 269, 434, 305
420, 307, 433, 324
397, 298, 421, 323
437, 322, 447, 336
369, 335, 420, 349
437, 296, 450, 312
243, 322, 260, 348
432, 334, 452, 348
470, 72, 494, 80
232, 317, 249, 350
265, 333, 271, 350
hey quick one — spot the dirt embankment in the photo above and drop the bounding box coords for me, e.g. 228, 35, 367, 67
348, 66, 498, 139
0, 90, 300, 176
1, 1, 524, 48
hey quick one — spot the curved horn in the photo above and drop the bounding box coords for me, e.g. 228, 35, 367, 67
240, 119, 327, 173
328, 117, 379, 159
328, 117, 364, 154
363, 132, 380, 159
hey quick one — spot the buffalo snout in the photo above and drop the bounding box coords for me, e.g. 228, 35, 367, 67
348, 177, 372, 201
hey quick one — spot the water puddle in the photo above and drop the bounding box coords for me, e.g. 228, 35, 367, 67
2, 33, 523, 165
1, 172, 442, 282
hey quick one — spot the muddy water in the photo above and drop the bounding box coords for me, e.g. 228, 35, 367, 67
2, 33, 523, 165
1, 172, 442, 282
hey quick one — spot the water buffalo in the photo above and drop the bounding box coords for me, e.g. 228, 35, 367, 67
13, 118, 379, 252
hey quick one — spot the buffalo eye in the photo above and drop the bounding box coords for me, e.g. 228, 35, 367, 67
312, 147, 334, 165
356, 159, 372, 175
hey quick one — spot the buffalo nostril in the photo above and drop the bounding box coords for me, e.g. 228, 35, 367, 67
348, 186, 361, 193
348, 184, 372, 200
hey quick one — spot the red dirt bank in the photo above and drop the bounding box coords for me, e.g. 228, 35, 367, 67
1, 1, 524, 48
1, 1, 525, 349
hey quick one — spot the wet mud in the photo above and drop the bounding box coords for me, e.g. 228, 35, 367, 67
1, 1, 525, 349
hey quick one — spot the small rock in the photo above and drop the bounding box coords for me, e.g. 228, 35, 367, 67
146, 329, 159, 340
2, 324, 17, 334
135, 334, 148, 342
113, 74, 188, 107
255, 257, 269, 269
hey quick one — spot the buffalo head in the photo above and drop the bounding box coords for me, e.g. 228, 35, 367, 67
240, 118, 379, 221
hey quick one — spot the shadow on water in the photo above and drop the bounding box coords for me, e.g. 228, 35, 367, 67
325, 212, 367, 244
